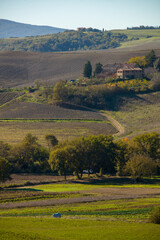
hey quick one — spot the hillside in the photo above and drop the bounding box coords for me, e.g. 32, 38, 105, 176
106, 91, 160, 137
0, 19, 66, 38
0, 28, 127, 52
111, 29, 160, 50
0, 28, 160, 52
1, 49, 160, 88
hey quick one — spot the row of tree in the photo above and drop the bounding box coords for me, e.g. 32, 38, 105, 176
1, 132, 160, 183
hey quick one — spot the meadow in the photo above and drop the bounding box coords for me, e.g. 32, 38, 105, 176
0, 175, 160, 240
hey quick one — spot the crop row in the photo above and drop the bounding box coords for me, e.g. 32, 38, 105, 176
0, 92, 24, 106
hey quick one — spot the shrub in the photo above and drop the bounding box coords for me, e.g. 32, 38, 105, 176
149, 207, 160, 224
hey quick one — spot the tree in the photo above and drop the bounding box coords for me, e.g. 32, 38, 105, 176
0, 157, 11, 183
94, 62, 103, 76
53, 80, 68, 102
0, 141, 11, 159
154, 58, 160, 72
151, 72, 160, 91
45, 134, 58, 150
145, 50, 156, 67
83, 61, 92, 78
49, 146, 70, 180
132, 132, 160, 160
124, 153, 157, 180
127, 56, 147, 68
10, 133, 49, 173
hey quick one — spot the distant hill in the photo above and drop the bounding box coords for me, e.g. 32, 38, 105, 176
0, 26, 160, 52
0, 19, 66, 38
0, 27, 128, 52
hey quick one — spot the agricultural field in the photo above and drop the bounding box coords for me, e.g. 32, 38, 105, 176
0, 99, 117, 144
0, 101, 106, 120
1, 49, 160, 88
0, 175, 160, 240
105, 91, 160, 137
0, 120, 116, 145
0, 91, 24, 106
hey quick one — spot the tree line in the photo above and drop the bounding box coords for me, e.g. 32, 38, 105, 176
1, 132, 160, 183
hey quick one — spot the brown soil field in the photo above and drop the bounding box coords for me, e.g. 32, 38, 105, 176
1, 49, 160, 88
0, 101, 106, 120
0, 121, 116, 145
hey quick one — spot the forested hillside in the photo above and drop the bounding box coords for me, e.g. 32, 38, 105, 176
0, 28, 127, 52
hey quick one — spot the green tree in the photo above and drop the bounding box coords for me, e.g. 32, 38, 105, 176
0, 157, 11, 183
0, 141, 11, 159
10, 133, 49, 173
145, 50, 156, 67
53, 80, 68, 102
83, 61, 92, 78
45, 134, 58, 150
94, 62, 103, 76
132, 132, 160, 160
124, 153, 157, 180
49, 146, 70, 180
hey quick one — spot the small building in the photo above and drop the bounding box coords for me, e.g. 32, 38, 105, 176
117, 67, 142, 79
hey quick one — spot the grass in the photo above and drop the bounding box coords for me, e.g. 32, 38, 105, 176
106, 92, 160, 137
0, 217, 160, 240
23, 181, 160, 193
1, 176, 160, 239
111, 29, 160, 38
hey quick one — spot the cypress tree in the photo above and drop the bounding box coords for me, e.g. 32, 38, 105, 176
83, 61, 92, 78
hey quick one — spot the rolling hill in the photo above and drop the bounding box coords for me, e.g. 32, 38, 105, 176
0, 49, 160, 88
0, 19, 66, 38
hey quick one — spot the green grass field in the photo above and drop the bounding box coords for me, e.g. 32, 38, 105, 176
1, 176, 160, 240
0, 217, 160, 240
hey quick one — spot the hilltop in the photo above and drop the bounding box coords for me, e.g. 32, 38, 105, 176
0, 27, 160, 52
0, 19, 66, 38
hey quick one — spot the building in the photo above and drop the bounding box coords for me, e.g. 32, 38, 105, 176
117, 67, 142, 79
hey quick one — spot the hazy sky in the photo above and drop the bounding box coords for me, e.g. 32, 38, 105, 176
0, 0, 160, 30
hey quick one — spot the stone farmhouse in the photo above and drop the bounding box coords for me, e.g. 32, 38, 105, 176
117, 67, 142, 79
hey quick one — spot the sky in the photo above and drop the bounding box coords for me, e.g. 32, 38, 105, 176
0, 0, 160, 30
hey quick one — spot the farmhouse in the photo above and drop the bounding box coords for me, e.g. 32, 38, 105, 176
117, 67, 142, 79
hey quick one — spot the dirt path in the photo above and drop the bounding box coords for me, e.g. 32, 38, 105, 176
100, 112, 125, 136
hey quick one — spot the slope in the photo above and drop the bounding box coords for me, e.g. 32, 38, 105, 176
1, 49, 160, 88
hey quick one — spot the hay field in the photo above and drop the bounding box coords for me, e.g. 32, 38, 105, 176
1, 49, 160, 88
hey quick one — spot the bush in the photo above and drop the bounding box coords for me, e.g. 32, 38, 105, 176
149, 207, 160, 224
